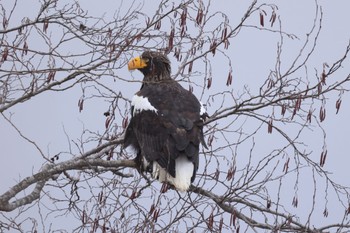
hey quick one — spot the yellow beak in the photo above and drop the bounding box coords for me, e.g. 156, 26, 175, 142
128, 56, 148, 70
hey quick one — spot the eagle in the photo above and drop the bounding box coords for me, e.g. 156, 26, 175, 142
124, 51, 207, 192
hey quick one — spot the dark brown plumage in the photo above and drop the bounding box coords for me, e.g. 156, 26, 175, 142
124, 51, 207, 191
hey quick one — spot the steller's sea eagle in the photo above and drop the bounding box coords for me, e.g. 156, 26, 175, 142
124, 51, 208, 192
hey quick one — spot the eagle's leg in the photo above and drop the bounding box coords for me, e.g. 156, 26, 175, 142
133, 152, 152, 174
133, 151, 144, 173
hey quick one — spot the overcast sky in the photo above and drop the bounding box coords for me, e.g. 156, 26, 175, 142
1, 0, 350, 232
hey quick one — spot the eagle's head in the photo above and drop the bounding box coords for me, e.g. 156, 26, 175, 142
128, 51, 171, 81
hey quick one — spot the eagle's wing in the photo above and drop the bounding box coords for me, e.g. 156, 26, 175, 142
124, 82, 204, 179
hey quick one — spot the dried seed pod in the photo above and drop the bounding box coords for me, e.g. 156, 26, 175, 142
226, 72, 233, 86
317, 82, 322, 95
207, 134, 214, 147
226, 166, 235, 181
50, 70, 56, 81
207, 77, 212, 89
291, 107, 296, 120
224, 39, 230, 49
196, 8, 203, 25
267, 199, 271, 209
268, 118, 273, 134
47, 70, 56, 83
259, 12, 264, 27
110, 44, 116, 53
230, 212, 236, 227
154, 19, 161, 30
323, 208, 328, 217
219, 217, 224, 232
267, 79, 274, 89
2, 16, 8, 29
198, 39, 204, 49
105, 116, 111, 128
188, 85, 193, 93
292, 195, 298, 207
188, 61, 193, 73
214, 168, 220, 180
107, 149, 113, 160
180, 7, 187, 27
323, 150, 327, 166
136, 33, 142, 42
92, 218, 98, 232
174, 47, 179, 60
98, 191, 103, 203
336, 98, 342, 114
23, 41, 29, 55
283, 157, 290, 173
102, 222, 107, 233
320, 151, 324, 167
43, 19, 49, 33
304, 85, 309, 96
319, 106, 326, 122
122, 116, 128, 129
78, 98, 84, 112
207, 212, 214, 231
149, 203, 155, 216
1, 47, 9, 62
307, 109, 312, 123
295, 95, 302, 112
221, 26, 228, 41
145, 17, 150, 27
153, 208, 160, 222
180, 25, 186, 38
168, 27, 175, 52
107, 28, 112, 38
129, 189, 137, 200
210, 40, 217, 56
191, 47, 196, 56
281, 104, 286, 116
82, 210, 86, 224
321, 70, 327, 85
320, 150, 327, 167
270, 11, 277, 27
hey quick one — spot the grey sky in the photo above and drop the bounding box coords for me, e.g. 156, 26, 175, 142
1, 0, 350, 231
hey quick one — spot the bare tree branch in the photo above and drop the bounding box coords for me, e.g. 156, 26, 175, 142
1, 0, 350, 232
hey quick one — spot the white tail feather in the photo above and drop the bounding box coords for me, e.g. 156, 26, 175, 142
152, 156, 194, 192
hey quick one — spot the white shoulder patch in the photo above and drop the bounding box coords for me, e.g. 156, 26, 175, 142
131, 95, 158, 116
200, 102, 207, 116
